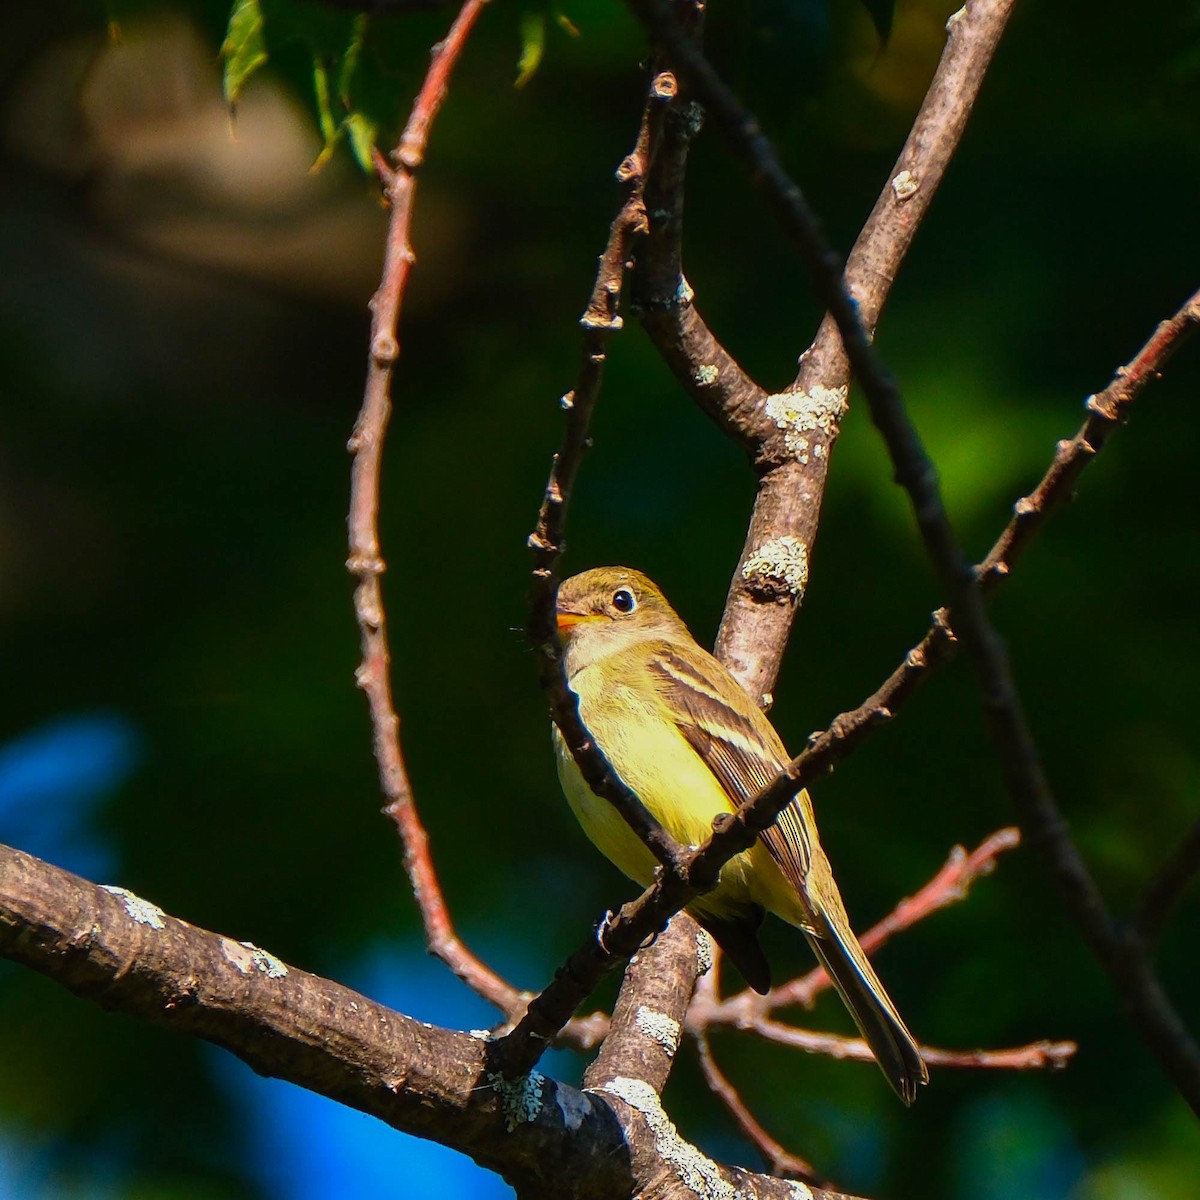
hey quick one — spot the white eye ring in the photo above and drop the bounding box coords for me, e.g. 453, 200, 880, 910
612, 587, 636, 614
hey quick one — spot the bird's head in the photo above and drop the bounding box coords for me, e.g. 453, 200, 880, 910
555, 567, 689, 673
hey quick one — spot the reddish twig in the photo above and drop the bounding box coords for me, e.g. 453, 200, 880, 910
696, 1035, 826, 1183
771, 828, 1021, 1012
347, 0, 522, 1014
690, 829, 1019, 1026
919, 1041, 1077, 1071
749, 1019, 1076, 1074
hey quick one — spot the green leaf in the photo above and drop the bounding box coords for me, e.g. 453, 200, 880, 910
220, 0, 268, 109
310, 59, 340, 172
345, 111, 379, 173
515, 10, 546, 89
338, 13, 370, 107
312, 59, 338, 145
309, 17, 378, 174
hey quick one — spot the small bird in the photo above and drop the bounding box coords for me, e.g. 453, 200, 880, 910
553, 566, 928, 1104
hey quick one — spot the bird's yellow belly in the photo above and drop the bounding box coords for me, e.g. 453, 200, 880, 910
553, 719, 798, 925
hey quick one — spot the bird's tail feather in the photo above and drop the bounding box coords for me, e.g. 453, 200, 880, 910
805, 924, 928, 1105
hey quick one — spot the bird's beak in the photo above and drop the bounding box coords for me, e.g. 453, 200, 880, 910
555, 609, 596, 635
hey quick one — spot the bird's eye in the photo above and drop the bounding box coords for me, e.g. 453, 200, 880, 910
612, 587, 636, 614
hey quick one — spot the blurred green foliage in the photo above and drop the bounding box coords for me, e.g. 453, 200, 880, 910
1, 0, 1199, 1196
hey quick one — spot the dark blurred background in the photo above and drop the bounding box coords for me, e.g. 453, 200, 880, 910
1, 0, 1199, 1196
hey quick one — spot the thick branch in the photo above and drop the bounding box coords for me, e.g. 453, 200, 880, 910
583, 915, 699, 1094
0, 843, 863, 1200
0, 844, 628, 1199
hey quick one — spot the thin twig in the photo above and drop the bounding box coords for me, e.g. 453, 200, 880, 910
751, 1018, 1076, 1073
701, 829, 1021, 1022
525, 79, 690, 872
696, 1035, 825, 1183
347, 0, 521, 1013
744, 287, 1200, 796
1136, 820, 1200, 946
630, 5, 771, 455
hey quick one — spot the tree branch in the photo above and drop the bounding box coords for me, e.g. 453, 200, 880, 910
632, 0, 1200, 1114
346, 0, 529, 1018
630, 6, 772, 454
525, 76, 685, 872
696, 1034, 826, 1183
748, 1019, 1075, 1073
628, 0, 1016, 700
0, 842, 867, 1200
0, 843, 624, 1199
702, 829, 1020, 1022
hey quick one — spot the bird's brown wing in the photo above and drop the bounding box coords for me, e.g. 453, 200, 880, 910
648, 643, 926, 1099
645, 642, 818, 923
647, 641, 929, 1103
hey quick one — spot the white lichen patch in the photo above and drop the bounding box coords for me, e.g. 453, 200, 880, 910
675, 276, 695, 305
891, 168, 919, 201
635, 1007, 681, 1056
694, 363, 719, 386
229, 940, 288, 979
467, 1029, 495, 1041
100, 886, 165, 930
488, 1070, 546, 1133
250, 944, 288, 978
595, 1078, 739, 1199
763, 385, 848, 459
742, 536, 810, 600
787, 1182, 815, 1200
695, 928, 714, 978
